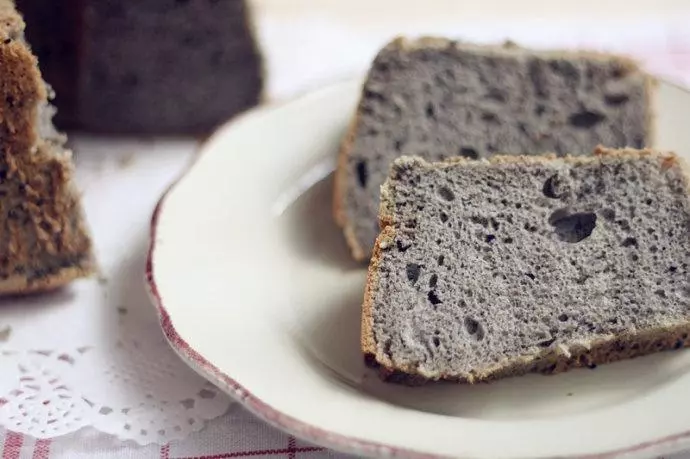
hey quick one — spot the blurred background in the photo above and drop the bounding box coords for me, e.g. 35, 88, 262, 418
14, 0, 690, 137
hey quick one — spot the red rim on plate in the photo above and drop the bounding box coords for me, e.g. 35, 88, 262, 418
144, 87, 690, 459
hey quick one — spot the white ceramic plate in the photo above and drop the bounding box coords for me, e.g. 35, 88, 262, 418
147, 78, 690, 459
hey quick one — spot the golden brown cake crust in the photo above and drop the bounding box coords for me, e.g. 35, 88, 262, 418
363, 147, 690, 385
0, 1, 93, 294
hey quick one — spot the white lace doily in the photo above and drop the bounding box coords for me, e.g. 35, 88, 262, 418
0, 138, 232, 445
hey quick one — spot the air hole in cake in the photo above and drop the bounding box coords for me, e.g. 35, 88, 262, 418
396, 240, 410, 252
481, 112, 498, 123
604, 93, 629, 106
542, 174, 570, 199
559, 313, 569, 322
403, 261, 421, 282
432, 336, 441, 347
549, 210, 597, 243
611, 65, 627, 79
439, 212, 449, 223
376, 62, 390, 73
464, 317, 485, 341
535, 104, 546, 116
485, 88, 506, 102
549, 60, 578, 78
527, 60, 548, 98
355, 160, 368, 188
437, 185, 455, 201
485, 234, 496, 243
539, 337, 556, 347
363, 88, 385, 103
429, 274, 438, 288
616, 219, 631, 231
471, 216, 488, 227
428, 291, 442, 306
459, 147, 479, 160
425, 103, 436, 120
621, 237, 638, 248
568, 110, 605, 128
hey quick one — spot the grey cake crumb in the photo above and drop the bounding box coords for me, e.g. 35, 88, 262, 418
363, 148, 690, 384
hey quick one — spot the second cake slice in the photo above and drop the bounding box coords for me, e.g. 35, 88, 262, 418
334, 37, 654, 260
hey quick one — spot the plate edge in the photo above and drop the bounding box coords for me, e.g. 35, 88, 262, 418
143, 79, 690, 459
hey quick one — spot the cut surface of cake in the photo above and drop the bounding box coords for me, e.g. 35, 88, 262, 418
0, 0, 93, 294
363, 147, 690, 384
335, 37, 654, 260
